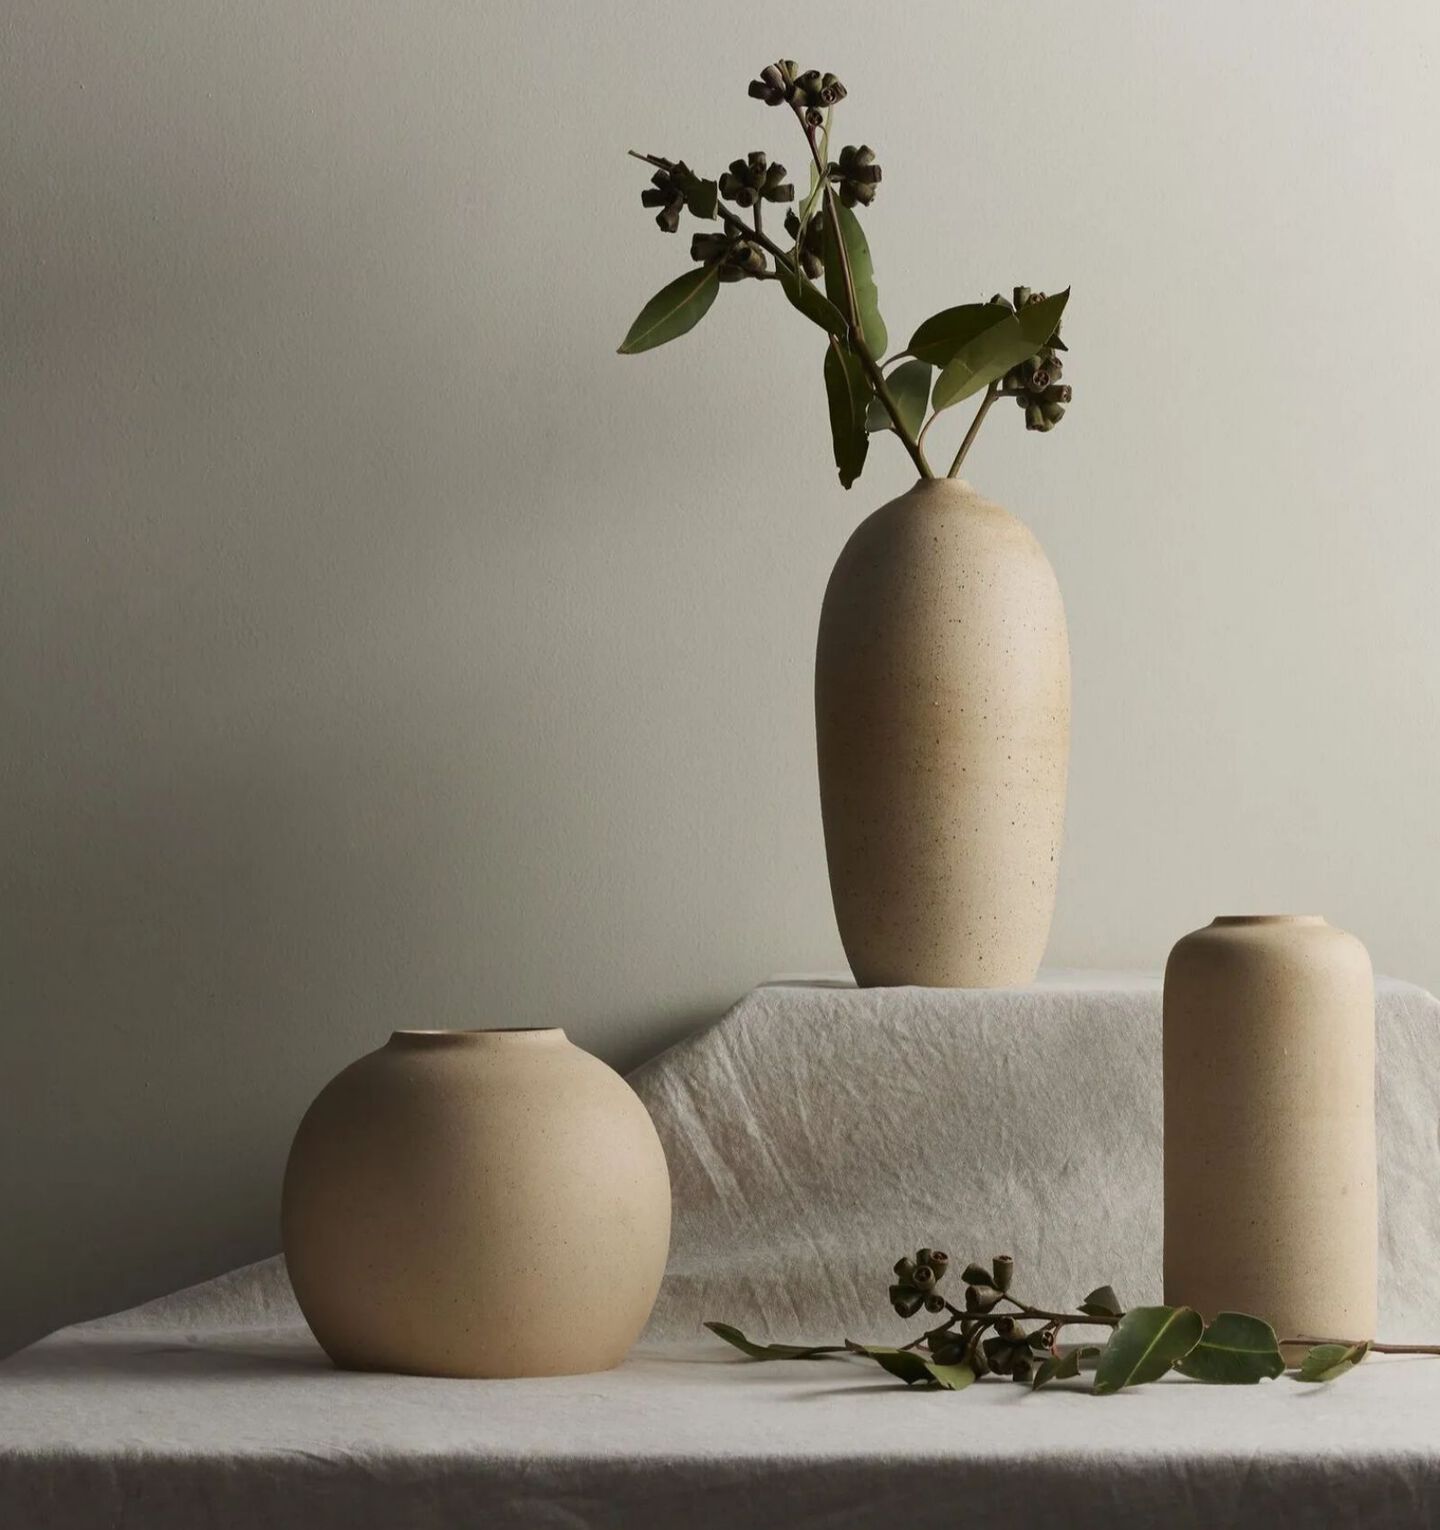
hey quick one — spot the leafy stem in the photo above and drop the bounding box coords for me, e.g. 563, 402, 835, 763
708, 1246, 1440, 1394
948, 382, 1001, 478
793, 110, 932, 478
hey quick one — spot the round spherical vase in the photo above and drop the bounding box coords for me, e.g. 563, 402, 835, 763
815, 477, 1070, 987
282, 1028, 671, 1379
1163, 915, 1376, 1351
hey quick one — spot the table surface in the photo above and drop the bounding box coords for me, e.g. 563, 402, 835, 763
4, 1324, 1440, 1529
6, 974, 1439, 1529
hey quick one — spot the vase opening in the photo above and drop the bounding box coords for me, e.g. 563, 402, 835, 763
1209, 914, 1325, 927
388, 1027, 566, 1047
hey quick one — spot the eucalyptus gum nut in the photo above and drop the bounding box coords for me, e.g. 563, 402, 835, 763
912, 1264, 937, 1290
992, 1254, 1015, 1292
924, 1294, 947, 1314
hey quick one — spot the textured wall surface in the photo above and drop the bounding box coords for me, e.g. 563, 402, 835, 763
4, 0, 1438, 1355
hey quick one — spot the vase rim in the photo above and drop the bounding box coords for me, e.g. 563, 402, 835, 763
909, 476, 973, 493
388, 1027, 567, 1047
1208, 914, 1325, 926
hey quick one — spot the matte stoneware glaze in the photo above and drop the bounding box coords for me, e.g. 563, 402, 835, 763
1163, 915, 1377, 1351
282, 1027, 671, 1378
815, 477, 1070, 987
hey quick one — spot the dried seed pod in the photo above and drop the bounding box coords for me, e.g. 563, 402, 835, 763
930, 1338, 966, 1367
689, 231, 732, 264
924, 1294, 947, 1314
639, 166, 691, 234
783, 208, 826, 279
829, 143, 882, 207
992, 1254, 1015, 1293
928, 1251, 950, 1276
993, 1315, 1016, 1337
748, 63, 788, 106
890, 1285, 925, 1320
894, 1256, 917, 1280
911, 1264, 937, 1291
690, 231, 767, 282
720, 151, 794, 208
965, 1284, 1002, 1313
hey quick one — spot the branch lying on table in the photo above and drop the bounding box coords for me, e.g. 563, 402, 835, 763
707, 1248, 1434, 1395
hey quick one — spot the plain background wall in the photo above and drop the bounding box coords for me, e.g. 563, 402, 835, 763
3, 0, 1438, 1356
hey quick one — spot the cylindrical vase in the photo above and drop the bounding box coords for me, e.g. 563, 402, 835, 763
1163, 915, 1376, 1347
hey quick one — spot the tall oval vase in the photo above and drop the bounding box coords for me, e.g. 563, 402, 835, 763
815, 478, 1071, 988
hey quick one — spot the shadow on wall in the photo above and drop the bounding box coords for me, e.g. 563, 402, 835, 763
0, 116, 714, 1357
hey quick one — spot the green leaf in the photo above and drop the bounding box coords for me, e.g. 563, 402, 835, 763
1176, 1313, 1286, 1384
923, 1359, 977, 1391
907, 303, 1011, 368
780, 268, 846, 336
865, 359, 931, 436
930, 288, 1070, 412
618, 266, 721, 355
1092, 1305, 1203, 1395
1295, 1340, 1371, 1383
704, 1322, 846, 1361
1078, 1285, 1123, 1318
847, 1343, 975, 1389
823, 202, 887, 354
847, 1343, 933, 1385
824, 337, 871, 489
1031, 1345, 1101, 1391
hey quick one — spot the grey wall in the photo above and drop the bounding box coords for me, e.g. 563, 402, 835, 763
4, 0, 1438, 1356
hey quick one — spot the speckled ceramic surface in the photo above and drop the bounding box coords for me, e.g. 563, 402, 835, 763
281, 1028, 671, 1378
815, 477, 1070, 988
1163, 916, 1377, 1348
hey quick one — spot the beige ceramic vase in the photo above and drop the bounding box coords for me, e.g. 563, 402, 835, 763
815, 477, 1070, 987
282, 1028, 671, 1379
1163, 916, 1376, 1350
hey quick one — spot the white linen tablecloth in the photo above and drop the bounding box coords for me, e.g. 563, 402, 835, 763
4, 973, 1439, 1528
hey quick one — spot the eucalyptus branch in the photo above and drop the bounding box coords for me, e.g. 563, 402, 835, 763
620, 62, 1071, 488
707, 1245, 1439, 1394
